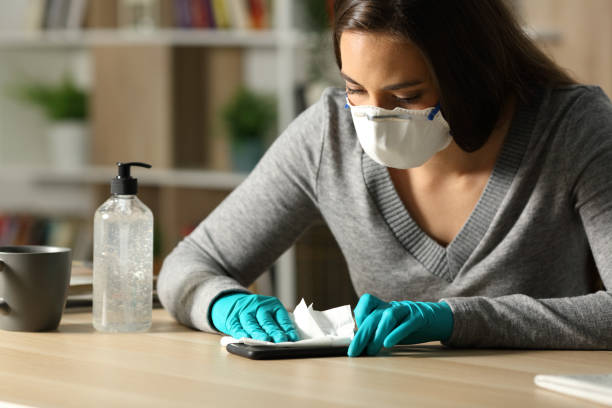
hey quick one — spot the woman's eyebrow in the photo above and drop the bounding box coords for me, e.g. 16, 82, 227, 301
340, 72, 423, 90
340, 72, 361, 85
383, 80, 424, 90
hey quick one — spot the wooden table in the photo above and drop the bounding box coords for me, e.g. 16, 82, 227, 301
0, 308, 609, 408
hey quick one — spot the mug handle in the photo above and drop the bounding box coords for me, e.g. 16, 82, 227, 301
0, 260, 9, 315
0, 299, 8, 315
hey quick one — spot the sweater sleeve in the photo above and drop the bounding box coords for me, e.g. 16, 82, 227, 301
157, 92, 328, 333
440, 87, 612, 349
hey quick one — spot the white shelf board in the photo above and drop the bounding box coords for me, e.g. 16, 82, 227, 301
0, 29, 308, 49
0, 27, 556, 49
0, 165, 246, 190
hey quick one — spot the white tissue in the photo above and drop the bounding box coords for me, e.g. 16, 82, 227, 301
220, 299, 355, 348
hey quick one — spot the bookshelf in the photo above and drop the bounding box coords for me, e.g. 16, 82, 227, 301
0, 0, 334, 309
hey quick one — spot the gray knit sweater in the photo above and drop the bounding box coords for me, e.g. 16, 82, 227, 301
158, 85, 612, 349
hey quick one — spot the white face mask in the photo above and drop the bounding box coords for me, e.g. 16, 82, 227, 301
346, 98, 452, 169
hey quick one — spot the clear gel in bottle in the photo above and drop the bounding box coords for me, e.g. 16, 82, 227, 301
93, 162, 153, 332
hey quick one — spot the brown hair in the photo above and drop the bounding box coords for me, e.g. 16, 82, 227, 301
333, 0, 576, 152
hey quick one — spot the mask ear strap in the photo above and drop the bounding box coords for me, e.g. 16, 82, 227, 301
344, 95, 350, 109
427, 104, 441, 120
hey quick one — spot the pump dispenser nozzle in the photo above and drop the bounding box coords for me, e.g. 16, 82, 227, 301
111, 162, 152, 195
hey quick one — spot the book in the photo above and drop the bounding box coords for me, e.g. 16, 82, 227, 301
24, 0, 48, 31
534, 373, 612, 406
174, 0, 191, 28
190, 0, 206, 28
227, 0, 248, 30
211, 0, 229, 29
203, 0, 216, 28
247, 0, 264, 29
69, 260, 94, 294
0, 216, 19, 246
29, 218, 50, 246
0, 216, 7, 245
159, 0, 176, 27
66, 260, 161, 310
46, 219, 77, 248
44, 0, 70, 29
13, 215, 34, 245
65, 259, 94, 311
66, 0, 88, 29
0, 214, 91, 259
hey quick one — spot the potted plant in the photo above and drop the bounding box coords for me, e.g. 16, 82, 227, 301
12, 74, 89, 169
222, 87, 276, 173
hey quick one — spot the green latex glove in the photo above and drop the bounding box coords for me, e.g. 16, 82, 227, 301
348, 293, 454, 357
210, 293, 299, 343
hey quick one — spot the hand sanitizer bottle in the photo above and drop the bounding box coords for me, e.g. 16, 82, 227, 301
93, 162, 153, 332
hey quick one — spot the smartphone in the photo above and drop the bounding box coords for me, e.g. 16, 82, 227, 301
226, 343, 349, 360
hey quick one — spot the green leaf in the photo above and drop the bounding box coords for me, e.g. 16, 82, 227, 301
222, 87, 277, 142
8, 73, 88, 121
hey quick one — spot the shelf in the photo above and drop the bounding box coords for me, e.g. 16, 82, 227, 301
0, 165, 246, 190
0, 27, 559, 49
0, 28, 308, 49
0, 1, 301, 305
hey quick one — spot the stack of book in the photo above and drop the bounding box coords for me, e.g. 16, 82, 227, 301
66, 260, 95, 310
67, 260, 161, 311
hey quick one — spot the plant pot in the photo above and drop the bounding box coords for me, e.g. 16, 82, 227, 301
47, 120, 90, 169
230, 138, 266, 173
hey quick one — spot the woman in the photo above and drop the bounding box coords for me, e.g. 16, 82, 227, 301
158, 0, 612, 356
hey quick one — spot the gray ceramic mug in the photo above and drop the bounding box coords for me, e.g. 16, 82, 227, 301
0, 246, 72, 331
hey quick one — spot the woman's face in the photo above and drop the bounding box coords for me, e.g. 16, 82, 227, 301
340, 31, 439, 110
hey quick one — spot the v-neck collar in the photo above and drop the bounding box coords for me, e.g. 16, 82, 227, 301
362, 89, 545, 282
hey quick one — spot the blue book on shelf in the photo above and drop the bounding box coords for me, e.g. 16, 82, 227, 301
174, 0, 192, 28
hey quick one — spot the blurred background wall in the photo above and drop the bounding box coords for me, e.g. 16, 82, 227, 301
0, 0, 609, 309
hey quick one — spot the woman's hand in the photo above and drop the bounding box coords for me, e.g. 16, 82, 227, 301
348, 293, 454, 357
211, 293, 299, 343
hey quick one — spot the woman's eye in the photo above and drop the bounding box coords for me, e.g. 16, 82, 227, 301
395, 94, 421, 103
346, 88, 365, 95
